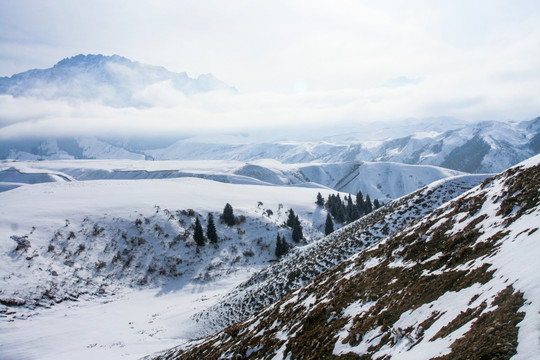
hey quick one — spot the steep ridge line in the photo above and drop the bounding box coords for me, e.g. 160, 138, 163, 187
191, 174, 490, 335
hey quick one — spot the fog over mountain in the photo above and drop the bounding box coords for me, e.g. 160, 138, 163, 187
0, 54, 538, 177
0, 54, 236, 107
1, 54, 538, 143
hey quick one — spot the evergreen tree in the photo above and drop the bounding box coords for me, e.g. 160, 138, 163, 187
356, 191, 365, 216
206, 213, 218, 244
325, 213, 334, 235
286, 208, 296, 227
194, 217, 205, 246
373, 199, 381, 210
334, 194, 346, 223
222, 203, 235, 226
326, 194, 333, 210
327, 194, 336, 217
316, 192, 325, 206
346, 194, 358, 222
292, 221, 303, 243
365, 194, 373, 214
275, 233, 289, 257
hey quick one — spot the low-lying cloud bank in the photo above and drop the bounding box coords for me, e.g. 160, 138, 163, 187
1, 73, 539, 140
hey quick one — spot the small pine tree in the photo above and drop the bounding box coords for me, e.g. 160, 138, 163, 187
194, 217, 205, 246
292, 221, 303, 243
222, 203, 235, 226
275, 233, 289, 257
325, 213, 334, 235
334, 196, 347, 223
316, 192, 325, 206
286, 208, 296, 227
373, 199, 381, 210
206, 213, 218, 244
346, 194, 357, 222
356, 191, 365, 216
365, 194, 373, 214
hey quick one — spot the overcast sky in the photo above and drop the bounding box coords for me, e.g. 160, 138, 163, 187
0, 0, 539, 138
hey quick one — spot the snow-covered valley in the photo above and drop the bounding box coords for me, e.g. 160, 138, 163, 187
2, 275, 249, 360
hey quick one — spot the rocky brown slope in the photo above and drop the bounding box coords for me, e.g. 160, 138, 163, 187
150, 156, 540, 359
193, 174, 489, 335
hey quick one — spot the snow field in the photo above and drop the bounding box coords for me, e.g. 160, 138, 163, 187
0, 176, 341, 359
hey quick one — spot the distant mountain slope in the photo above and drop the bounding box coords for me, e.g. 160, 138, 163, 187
0, 54, 236, 107
2, 117, 538, 173
0, 165, 74, 192
191, 174, 489, 335
153, 155, 540, 359
0, 160, 464, 201
146, 118, 540, 173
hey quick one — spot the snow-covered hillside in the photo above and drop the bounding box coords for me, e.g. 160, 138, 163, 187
0, 164, 73, 192
0, 159, 464, 201
154, 155, 540, 360
0, 54, 236, 107
0, 178, 340, 308
0, 177, 342, 359
193, 174, 489, 334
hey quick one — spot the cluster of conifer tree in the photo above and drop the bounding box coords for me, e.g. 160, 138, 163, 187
317, 191, 382, 226
275, 233, 289, 257
193, 213, 218, 246
274, 208, 304, 258
193, 202, 240, 246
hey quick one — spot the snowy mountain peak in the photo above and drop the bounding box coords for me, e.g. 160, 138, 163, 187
53, 54, 130, 68
0, 54, 236, 107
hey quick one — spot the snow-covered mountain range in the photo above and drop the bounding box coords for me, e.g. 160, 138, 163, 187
2, 117, 539, 173
0, 54, 236, 107
2, 154, 539, 359
0, 54, 538, 173
151, 154, 540, 360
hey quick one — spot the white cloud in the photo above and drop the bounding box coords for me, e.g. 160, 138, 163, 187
1, 63, 538, 140
0, 0, 539, 136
